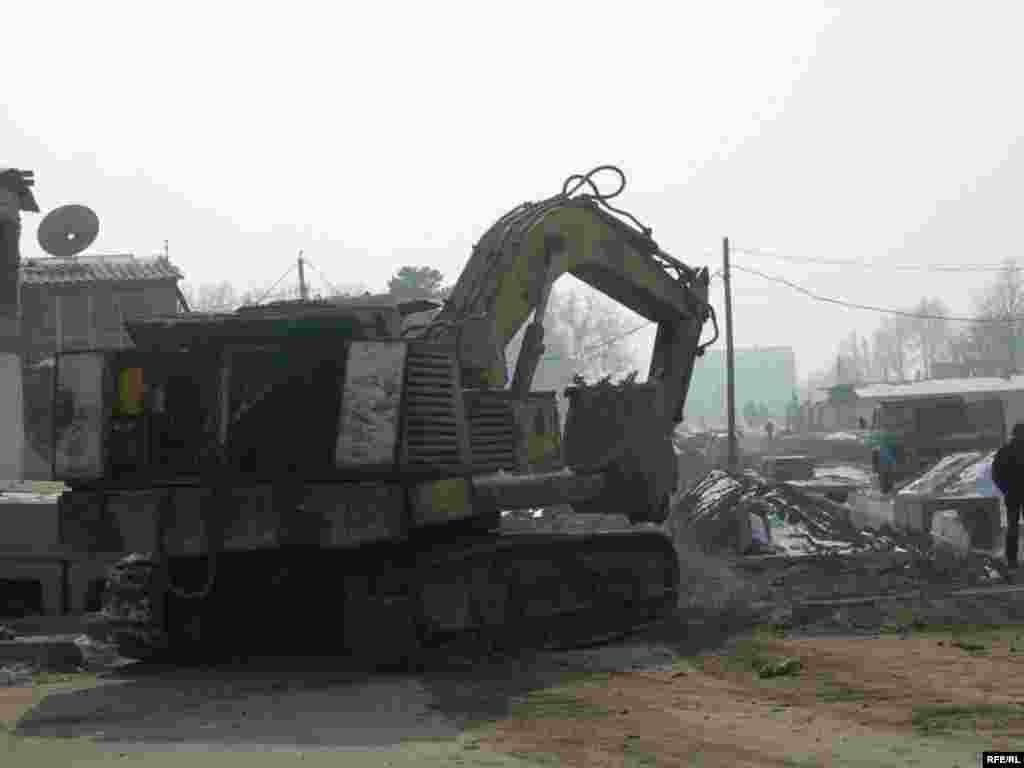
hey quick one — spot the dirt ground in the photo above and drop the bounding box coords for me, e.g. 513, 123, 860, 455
3, 616, 1022, 767
3, 497, 1019, 767
470, 620, 1024, 767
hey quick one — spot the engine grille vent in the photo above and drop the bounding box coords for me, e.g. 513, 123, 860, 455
464, 390, 519, 473
400, 345, 468, 473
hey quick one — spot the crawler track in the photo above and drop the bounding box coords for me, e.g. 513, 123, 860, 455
97, 529, 680, 666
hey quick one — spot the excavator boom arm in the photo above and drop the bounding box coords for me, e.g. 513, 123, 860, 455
434, 168, 715, 425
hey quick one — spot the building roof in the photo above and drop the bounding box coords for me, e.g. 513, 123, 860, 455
126, 300, 403, 349
21, 254, 183, 286
855, 375, 1024, 402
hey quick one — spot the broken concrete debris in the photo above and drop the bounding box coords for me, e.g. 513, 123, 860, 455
761, 455, 814, 482
898, 450, 997, 497
894, 450, 1003, 551
931, 509, 971, 558
667, 467, 1009, 602
667, 469, 878, 557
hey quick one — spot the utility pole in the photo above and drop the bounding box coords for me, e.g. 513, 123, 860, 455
723, 236, 738, 472
297, 251, 308, 301
1008, 316, 1017, 376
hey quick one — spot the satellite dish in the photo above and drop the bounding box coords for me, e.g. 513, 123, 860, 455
37, 204, 99, 258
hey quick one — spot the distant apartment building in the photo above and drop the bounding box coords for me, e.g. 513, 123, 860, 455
684, 345, 797, 427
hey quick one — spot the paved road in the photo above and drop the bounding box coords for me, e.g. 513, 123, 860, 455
3, 633, 688, 763
15, 658, 457, 749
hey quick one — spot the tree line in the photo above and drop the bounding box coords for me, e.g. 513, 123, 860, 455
804, 258, 1023, 393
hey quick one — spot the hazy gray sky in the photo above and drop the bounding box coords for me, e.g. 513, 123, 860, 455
5, 1, 1022, 380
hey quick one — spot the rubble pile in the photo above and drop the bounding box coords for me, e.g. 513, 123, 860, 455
504, 460, 1011, 631
669, 470, 883, 557
898, 450, 998, 498
810, 464, 874, 488
668, 469, 1007, 598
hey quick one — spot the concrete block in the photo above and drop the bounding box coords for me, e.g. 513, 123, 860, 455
0, 559, 63, 617
0, 636, 83, 670
850, 491, 894, 531
922, 496, 1001, 551
931, 509, 970, 558
761, 455, 815, 481
0, 499, 59, 552
894, 495, 926, 531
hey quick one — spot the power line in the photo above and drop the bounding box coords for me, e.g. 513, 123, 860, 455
518, 321, 655, 366
251, 263, 298, 305
733, 244, 1022, 273
576, 321, 654, 358
302, 257, 342, 296
731, 263, 1024, 323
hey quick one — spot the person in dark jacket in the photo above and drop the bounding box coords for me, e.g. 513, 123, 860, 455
993, 422, 1024, 568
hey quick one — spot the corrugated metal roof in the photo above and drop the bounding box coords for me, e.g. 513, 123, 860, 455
21, 254, 183, 286
856, 375, 1024, 401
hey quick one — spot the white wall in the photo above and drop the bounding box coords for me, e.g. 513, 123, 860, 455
0, 353, 24, 485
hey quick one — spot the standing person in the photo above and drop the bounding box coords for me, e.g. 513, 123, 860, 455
765, 420, 775, 442
992, 423, 1024, 570
876, 438, 896, 494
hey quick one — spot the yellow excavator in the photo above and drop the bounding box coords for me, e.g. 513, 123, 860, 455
52, 166, 717, 663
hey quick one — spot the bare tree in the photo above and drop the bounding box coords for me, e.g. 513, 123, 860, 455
871, 316, 914, 382
836, 330, 875, 384
505, 285, 640, 418
236, 278, 370, 307
238, 281, 302, 307
969, 259, 1024, 370
860, 335, 872, 380
907, 297, 951, 378
947, 327, 973, 366
179, 281, 240, 313
549, 288, 638, 382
